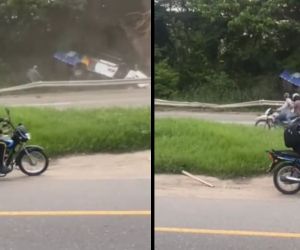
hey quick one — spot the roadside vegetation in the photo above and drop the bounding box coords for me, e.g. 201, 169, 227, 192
155, 118, 285, 178
155, 0, 300, 102
2, 107, 150, 157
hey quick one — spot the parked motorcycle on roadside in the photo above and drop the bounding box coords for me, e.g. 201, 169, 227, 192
0, 108, 49, 177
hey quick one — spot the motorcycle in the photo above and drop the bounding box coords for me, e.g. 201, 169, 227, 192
267, 149, 300, 194
255, 108, 299, 129
0, 108, 49, 177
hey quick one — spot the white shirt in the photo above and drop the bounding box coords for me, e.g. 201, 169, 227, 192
278, 97, 293, 113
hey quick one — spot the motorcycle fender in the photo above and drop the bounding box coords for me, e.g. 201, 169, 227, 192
268, 159, 299, 173
256, 115, 267, 121
267, 158, 284, 173
15, 145, 44, 166
267, 161, 278, 173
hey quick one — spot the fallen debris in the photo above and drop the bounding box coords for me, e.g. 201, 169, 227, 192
182, 170, 215, 188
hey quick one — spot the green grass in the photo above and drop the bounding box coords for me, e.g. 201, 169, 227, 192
1, 107, 150, 157
155, 118, 286, 178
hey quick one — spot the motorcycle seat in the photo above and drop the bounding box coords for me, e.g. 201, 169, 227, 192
274, 150, 300, 159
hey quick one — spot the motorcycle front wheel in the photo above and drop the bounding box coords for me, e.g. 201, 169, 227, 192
255, 119, 271, 129
18, 149, 49, 176
273, 162, 300, 194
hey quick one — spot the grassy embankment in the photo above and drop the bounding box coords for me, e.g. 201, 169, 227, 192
2, 107, 150, 157
155, 118, 286, 178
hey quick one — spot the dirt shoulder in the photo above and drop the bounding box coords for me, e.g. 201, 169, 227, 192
38, 151, 151, 180
155, 174, 295, 200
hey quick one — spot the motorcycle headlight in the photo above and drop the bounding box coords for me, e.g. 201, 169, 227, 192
25, 133, 31, 140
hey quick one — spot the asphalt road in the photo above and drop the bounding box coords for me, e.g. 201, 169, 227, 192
156, 111, 258, 125
156, 233, 300, 250
0, 87, 150, 108
155, 175, 300, 250
0, 151, 151, 250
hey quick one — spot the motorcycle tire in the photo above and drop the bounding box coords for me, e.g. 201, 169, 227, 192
18, 149, 49, 176
273, 162, 300, 195
255, 119, 271, 129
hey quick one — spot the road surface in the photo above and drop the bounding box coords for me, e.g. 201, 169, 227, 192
0, 151, 151, 250
0, 88, 150, 108
155, 174, 300, 250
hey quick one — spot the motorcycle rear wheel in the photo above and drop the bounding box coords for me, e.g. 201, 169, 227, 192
18, 149, 49, 176
273, 162, 300, 194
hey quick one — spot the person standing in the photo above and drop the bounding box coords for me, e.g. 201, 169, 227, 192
26, 65, 43, 82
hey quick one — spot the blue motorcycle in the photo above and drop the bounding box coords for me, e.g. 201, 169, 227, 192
0, 108, 49, 177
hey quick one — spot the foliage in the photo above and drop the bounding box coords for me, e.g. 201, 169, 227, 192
155, 60, 179, 98
155, 0, 300, 101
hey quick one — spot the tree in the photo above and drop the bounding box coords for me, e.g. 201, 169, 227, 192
155, 0, 300, 100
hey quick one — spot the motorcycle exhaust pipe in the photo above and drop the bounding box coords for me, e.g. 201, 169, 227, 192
280, 176, 300, 183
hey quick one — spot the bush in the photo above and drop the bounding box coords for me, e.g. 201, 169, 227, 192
155, 60, 179, 98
